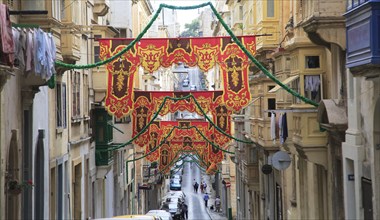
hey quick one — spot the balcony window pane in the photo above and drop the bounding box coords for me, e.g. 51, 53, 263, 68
267, 0, 274, 17
304, 75, 322, 103
22, 0, 45, 10
347, 0, 353, 9
305, 56, 320, 69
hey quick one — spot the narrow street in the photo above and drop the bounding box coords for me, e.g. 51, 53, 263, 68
181, 161, 211, 220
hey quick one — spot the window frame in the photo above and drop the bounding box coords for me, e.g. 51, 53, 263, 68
71, 71, 81, 119
292, 74, 323, 104
56, 82, 67, 129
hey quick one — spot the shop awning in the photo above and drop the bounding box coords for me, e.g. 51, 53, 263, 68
269, 75, 299, 93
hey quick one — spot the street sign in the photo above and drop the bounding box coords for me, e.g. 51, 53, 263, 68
225, 182, 231, 188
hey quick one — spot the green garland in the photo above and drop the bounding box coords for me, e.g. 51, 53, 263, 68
89, 1, 324, 163
54, 2, 318, 107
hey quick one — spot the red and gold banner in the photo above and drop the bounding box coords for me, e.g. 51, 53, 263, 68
140, 120, 224, 165
99, 36, 256, 118
132, 91, 232, 147
99, 39, 140, 118
219, 37, 253, 111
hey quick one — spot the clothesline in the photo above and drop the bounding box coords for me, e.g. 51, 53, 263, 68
265, 109, 318, 113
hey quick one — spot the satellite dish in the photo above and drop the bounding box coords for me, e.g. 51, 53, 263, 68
272, 151, 291, 170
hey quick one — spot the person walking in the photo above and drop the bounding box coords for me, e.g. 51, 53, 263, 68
215, 196, 221, 212
181, 203, 188, 219
203, 192, 209, 208
195, 182, 199, 193
193, 179, 197, 192
203, 182, 207, 193
200, 181, 204, 193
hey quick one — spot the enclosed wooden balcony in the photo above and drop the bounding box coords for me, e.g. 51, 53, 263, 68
299, 0, 346, 50
94, 108, 115, 166
242, 161, 259, 185
292, 107, 327, 168
345, 0, 380, 77
94, 0, 110, 16
61, 25, 81, 62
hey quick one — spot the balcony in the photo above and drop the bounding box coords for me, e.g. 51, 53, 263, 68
300, 0, 346, 50
292, 108, 328, 168
345, 0, 380, 77
221, 160, 231, 179
94, 0, 110, 16
95, 145, 114, 166
94, 108, 115, 166
61, 26, 81, 62
242, 161, 259, 186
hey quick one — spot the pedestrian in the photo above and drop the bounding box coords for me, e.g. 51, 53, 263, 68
195, 182, 199, 193
203, 182, 207, 193
215, 196, 221, 212
200, 182, 204, 193
181, 203, 188, 219
193, 179, 197, 192
203, 192, 209, 208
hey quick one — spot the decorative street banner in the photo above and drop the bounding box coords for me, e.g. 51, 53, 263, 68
141, 121, 224, 165
99, 36, 256, 118
132, 91, 232, 148
99, 39, 140, 118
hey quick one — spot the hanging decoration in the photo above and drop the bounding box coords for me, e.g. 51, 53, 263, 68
142, 121, 224, 165
99, 39, 140, 118
99, 36, 255, 118
132, 91, 232, 147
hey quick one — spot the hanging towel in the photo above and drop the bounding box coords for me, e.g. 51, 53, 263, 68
281, 113, 288, 144
279, 113, 283, 144
270, 112, 276, 143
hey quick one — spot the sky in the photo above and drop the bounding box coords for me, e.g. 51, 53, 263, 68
151, 0, 215, 32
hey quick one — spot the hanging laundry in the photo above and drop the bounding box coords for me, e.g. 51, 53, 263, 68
270, 112, 276, 143
12, 27, 26, 71
279, 113, 283, 144
9, 26, 56, 79
25, 29, 34, 72
0, 4, 14, 66
280, 113, 288, 144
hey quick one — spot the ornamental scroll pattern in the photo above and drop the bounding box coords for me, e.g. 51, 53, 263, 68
98, 36, 255, 118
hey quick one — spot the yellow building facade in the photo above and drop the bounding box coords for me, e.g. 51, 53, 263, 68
228, 0, 346, 219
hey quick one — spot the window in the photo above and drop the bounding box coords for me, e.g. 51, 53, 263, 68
304, 75, 322, 103
94, 46, 100, 63
267, 98, 276, 117
268, 86, 275, 92
267, 0, 274, 17
347, 0, 368, 10
52, 0, 65, 21
248, 148, 258, 164
56, 83, 67, 128
292, 77, 301, 104
83, 74, 89, 116
72, 71, 81, 118
305, 56, 320, 69
291, 75, 322, 104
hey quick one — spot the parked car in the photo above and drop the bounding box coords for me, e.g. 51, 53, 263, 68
171, 174, 182, 183
146, 210, 173, 220
169, 179, 181, 191
165, 202, 182, 220
95, 214, 159, 220
190, 85, 197, 91
162, 195, 185, 205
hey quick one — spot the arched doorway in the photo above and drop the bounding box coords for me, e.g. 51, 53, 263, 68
34, 130, 45, 219
6, 130, 20, 220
